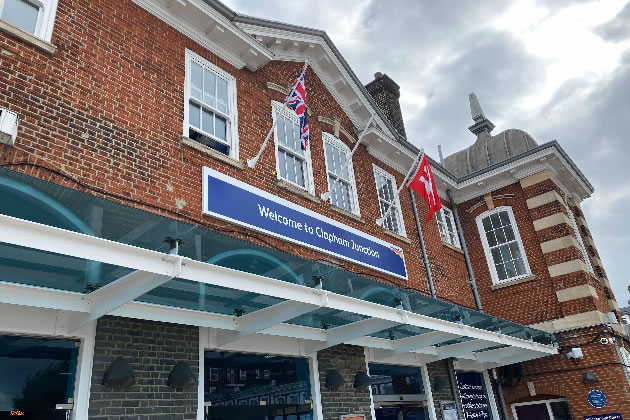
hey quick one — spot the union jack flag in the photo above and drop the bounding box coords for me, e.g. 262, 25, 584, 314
286, 64, 309, 150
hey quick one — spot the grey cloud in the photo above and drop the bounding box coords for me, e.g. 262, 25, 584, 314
595, 1, 630, 42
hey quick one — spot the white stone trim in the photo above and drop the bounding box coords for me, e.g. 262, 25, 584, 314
525, 190, 563, 209
533, 213, 571, 231
555, 284, 598, 303
547, 259, 589, 278
540, 235, 580, 254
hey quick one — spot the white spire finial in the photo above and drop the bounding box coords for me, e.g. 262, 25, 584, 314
469, 92, 485, 122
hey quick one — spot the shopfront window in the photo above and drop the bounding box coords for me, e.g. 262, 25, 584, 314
368, 364, 429, 420
512, 399, 573, 420
204, 351, 312, 420
0, 335, 78, 419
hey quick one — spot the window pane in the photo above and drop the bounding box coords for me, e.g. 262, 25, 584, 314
491, 248, 502, 265
549, 401, 573, 420
496, 228, 507, 244
445, 216, 455, 234
436, 210, 444, 223
215, 115, 227, 141
295, 158, 304, 187
325, 143, 335, 171
0, 335, 79, 413
496, 264, 507, 280
508, 242, 522, 261
277, 115, 287, 147
190, 62, 203, 101
189, 102, 201, 128
499, 244, 512, 262
499, 211, 511, 227
482, 217, 492, 233
202, 108, 214, 134
292, 121, 302, 155
490, 213, 501, 229
514, 256, 526, 276
486, 231, 497, 247
1, 0, 39, 35
216, 77, 229, 114
504, 260, 517, 278
278, 150, 287, 179
203, 69, 216, 108
287, 154, 297, 185
504, 225, 515, 241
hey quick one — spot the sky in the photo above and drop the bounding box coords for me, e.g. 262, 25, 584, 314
224, 0, 630, 309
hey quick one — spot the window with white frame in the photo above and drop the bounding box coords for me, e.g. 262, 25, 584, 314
565, 203, 594, 274
0, 0, 59, 41
436, 207, 460, 248
619, 346, 630, 385
477, 207, 531, 284
373, 165, 406, 236
272, 101, 314, 193
185, 50, 238, 158
323, 133, 360, 215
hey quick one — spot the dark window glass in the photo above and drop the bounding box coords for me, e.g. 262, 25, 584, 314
204, 351, 311, 420
0, 335, 78, 419
550, 401, 574, 420
368, 363, 425, 395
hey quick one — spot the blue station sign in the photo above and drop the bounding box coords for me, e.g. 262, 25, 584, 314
202, 167, 408, 279
584, 414, 622, 420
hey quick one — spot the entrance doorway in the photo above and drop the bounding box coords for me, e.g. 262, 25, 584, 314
204, 351, 313, 420
512, 399, 573, 420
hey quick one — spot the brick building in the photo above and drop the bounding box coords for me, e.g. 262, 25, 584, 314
0, 0, 626, 420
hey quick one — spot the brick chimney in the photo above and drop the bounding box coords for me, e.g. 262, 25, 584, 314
365, 72, 406, 138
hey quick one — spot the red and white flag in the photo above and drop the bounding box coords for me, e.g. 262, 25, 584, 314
408, 154, 442, 222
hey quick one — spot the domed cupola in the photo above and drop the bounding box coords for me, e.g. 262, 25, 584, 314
443, 93, 538, 178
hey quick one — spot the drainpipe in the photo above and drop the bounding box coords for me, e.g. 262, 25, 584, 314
447, 359, 465, 420
446, 189, 482, 312
494, 372, 510, 420
409, 189, 436, 299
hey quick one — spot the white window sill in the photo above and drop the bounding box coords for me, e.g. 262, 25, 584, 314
275, 179, 319, 203
441, 241, 463, 254
0, 20, 56, 54
383, 228, 412, 244
491, 274, 537, 290
180, 136, 243, 169
328, 204, 365, 224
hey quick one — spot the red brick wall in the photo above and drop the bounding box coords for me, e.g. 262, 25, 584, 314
456, 179, 611, 326
0, 0, 476, 309
501, 328, 630, 419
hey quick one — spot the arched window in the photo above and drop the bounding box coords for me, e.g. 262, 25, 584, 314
322, 133, 360, 215
476, 207, 531, 284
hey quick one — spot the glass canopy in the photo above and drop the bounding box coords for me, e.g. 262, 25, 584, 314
0, 168, 556, 349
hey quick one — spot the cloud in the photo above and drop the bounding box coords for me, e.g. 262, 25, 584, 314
595, 1, 630, 41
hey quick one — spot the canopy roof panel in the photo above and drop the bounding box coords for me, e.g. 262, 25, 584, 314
0, 168, 557, 369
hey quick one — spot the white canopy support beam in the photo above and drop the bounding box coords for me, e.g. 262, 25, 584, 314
371, 331, 462, 361
435, 339, 496, 361
66, 255, 182, 333
488, 349, 551, 367
473, 346, 526, 363
304, 317, 400, 354
215, 300, 321, 347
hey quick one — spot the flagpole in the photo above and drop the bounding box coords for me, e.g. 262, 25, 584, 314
376, 150, 424, 227
321, 116, 374, 202
247, 62, 309, 169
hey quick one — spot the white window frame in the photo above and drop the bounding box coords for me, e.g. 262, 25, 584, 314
564, 203, 594, 274
322, 132, 360, 216
436, 207, 460, 248
272, 100, 315, 194
476, 206, 531, 285
512, 398, 572, 420
184, 49, 239, 160
619, 346, 630, 386
372, 164, 406, 237
0, 0, 59, 41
